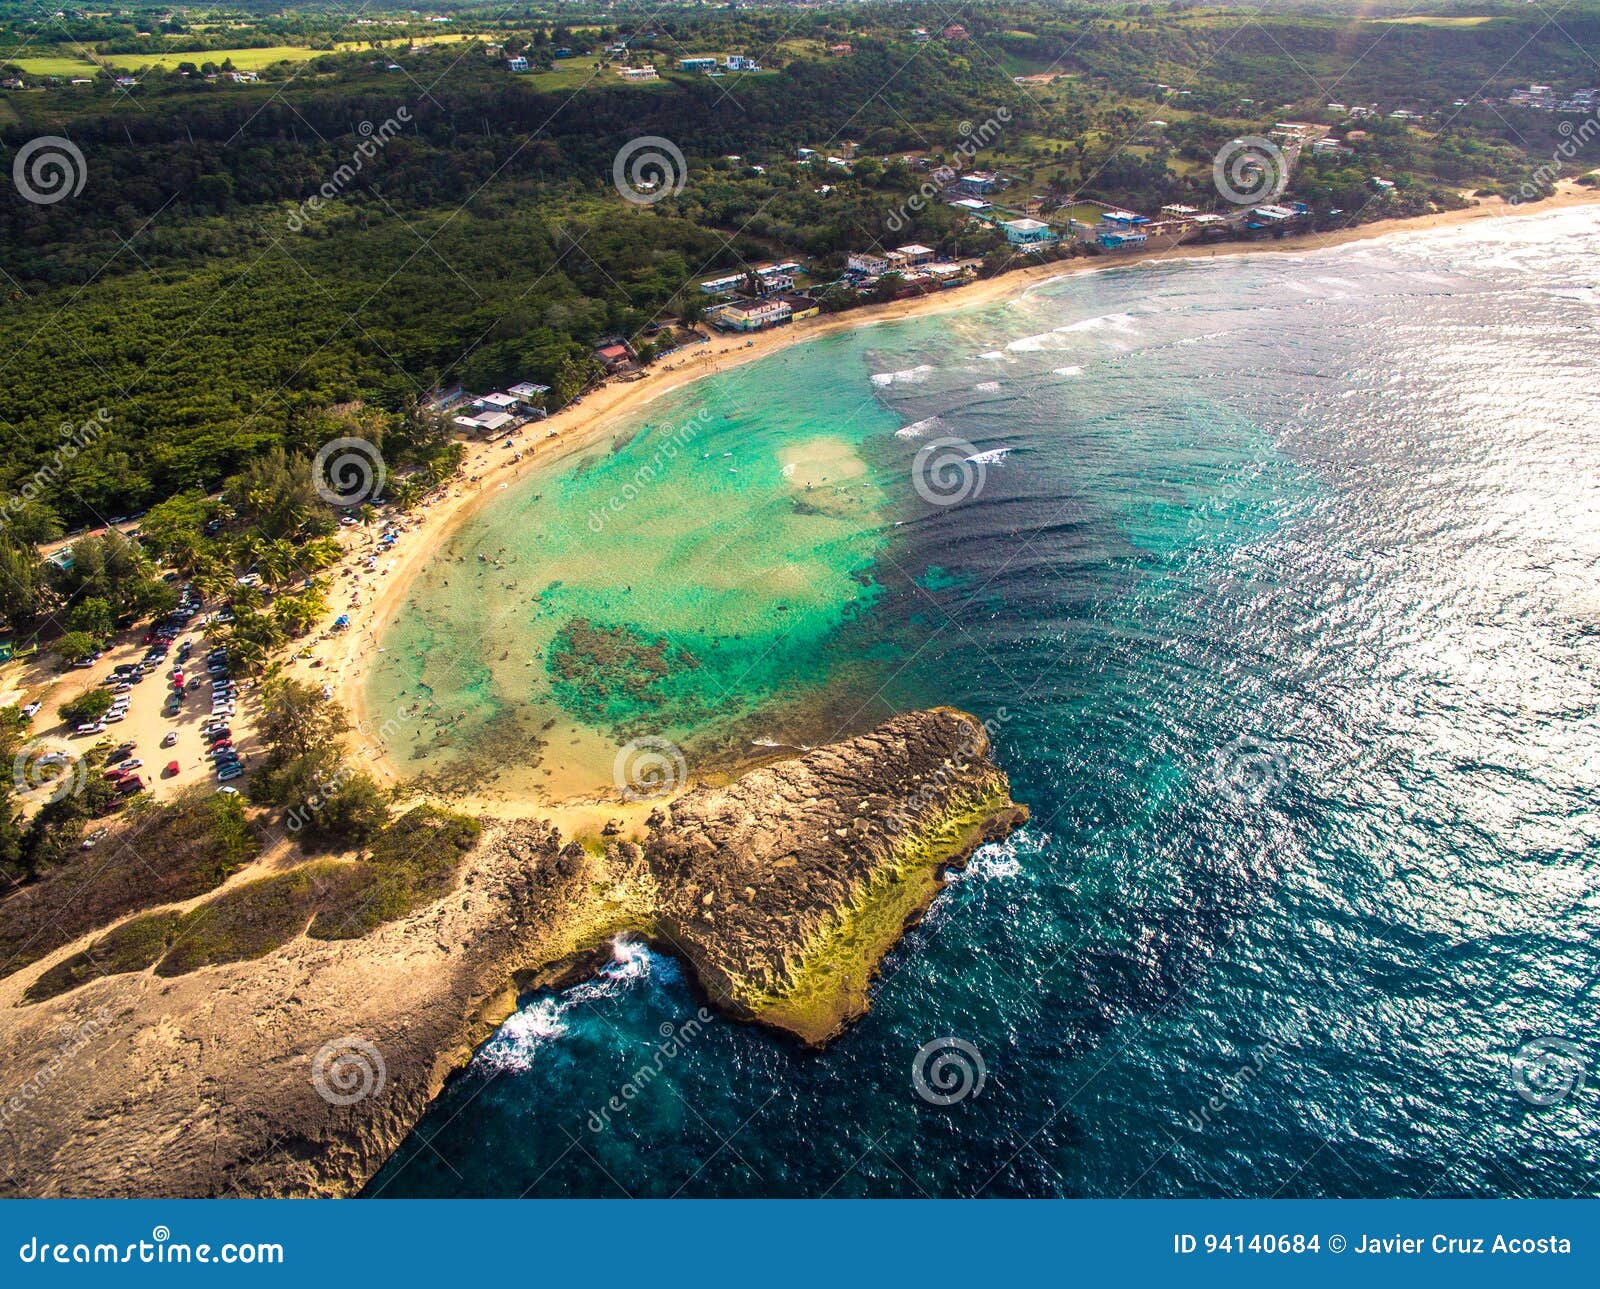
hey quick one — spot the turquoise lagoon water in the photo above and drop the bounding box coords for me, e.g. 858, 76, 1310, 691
368, 207, 1600, 1197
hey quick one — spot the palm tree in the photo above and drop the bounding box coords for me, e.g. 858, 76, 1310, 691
275, 595, 321, 637
299, 537, 342, 572
193, 565, 232, 606
252, 538, 294, 587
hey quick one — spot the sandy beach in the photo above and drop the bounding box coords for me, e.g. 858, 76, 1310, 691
327, 183, 1600, 809
10, 186, 1594, 821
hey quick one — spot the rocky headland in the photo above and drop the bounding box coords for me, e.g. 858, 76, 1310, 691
0, 708, 1024, 1198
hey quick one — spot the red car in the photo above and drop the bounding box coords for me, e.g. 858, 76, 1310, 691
164, 760, 180, 777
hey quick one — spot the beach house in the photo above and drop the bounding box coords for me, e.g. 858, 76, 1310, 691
1002, 218, 1058, 248
709, 299, 792, 332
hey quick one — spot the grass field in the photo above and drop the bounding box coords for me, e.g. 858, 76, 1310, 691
6, 53, 101, 77
1369, 15, 1498, 26
103, 45, 326, 71
1060, 200, 1110, 226
333, 33, 487, 51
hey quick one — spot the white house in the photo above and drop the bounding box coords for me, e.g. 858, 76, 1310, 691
1002, 218, 1057, 246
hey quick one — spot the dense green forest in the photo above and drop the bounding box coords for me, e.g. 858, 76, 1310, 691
0, 1, 1596, 535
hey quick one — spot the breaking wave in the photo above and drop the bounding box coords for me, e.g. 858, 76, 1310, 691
871, 364, 936, 387
474, 937, 664, 1073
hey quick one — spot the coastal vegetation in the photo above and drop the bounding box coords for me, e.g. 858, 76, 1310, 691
744, 780, 1023, 1045
251, 677, 390, 846
0, 787, 260, 971
1, 1, 1595, 548
24, 802, 481, 1001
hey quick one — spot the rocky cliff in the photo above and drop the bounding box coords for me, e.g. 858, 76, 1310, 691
0, 708, 1024, 1197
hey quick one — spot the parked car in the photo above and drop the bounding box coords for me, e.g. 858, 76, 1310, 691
161, 731, 178, 747
217, 766, 243, 782
164, 760, 180, 777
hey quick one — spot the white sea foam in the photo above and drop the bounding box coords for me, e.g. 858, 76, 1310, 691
871, 363, 936, 386
475, 1000, 569, 1073
1052, 365, 1084, 377
1056, 311, 1139, 335
896, 416, 943, 440
966, 447, 1011, 465
974, 380, 1001, 393
1005, 331, 1067, 353
953, 827, 1050, 883
474, 937, 660, 1073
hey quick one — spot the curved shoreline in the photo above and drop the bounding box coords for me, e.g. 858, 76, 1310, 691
334, 186, 1600, 805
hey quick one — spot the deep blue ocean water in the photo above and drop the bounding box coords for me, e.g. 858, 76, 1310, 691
369, 207, 1600, 1198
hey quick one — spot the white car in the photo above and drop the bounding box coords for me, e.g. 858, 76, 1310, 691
75, 721, 105, 734
22, 701, 42, 718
